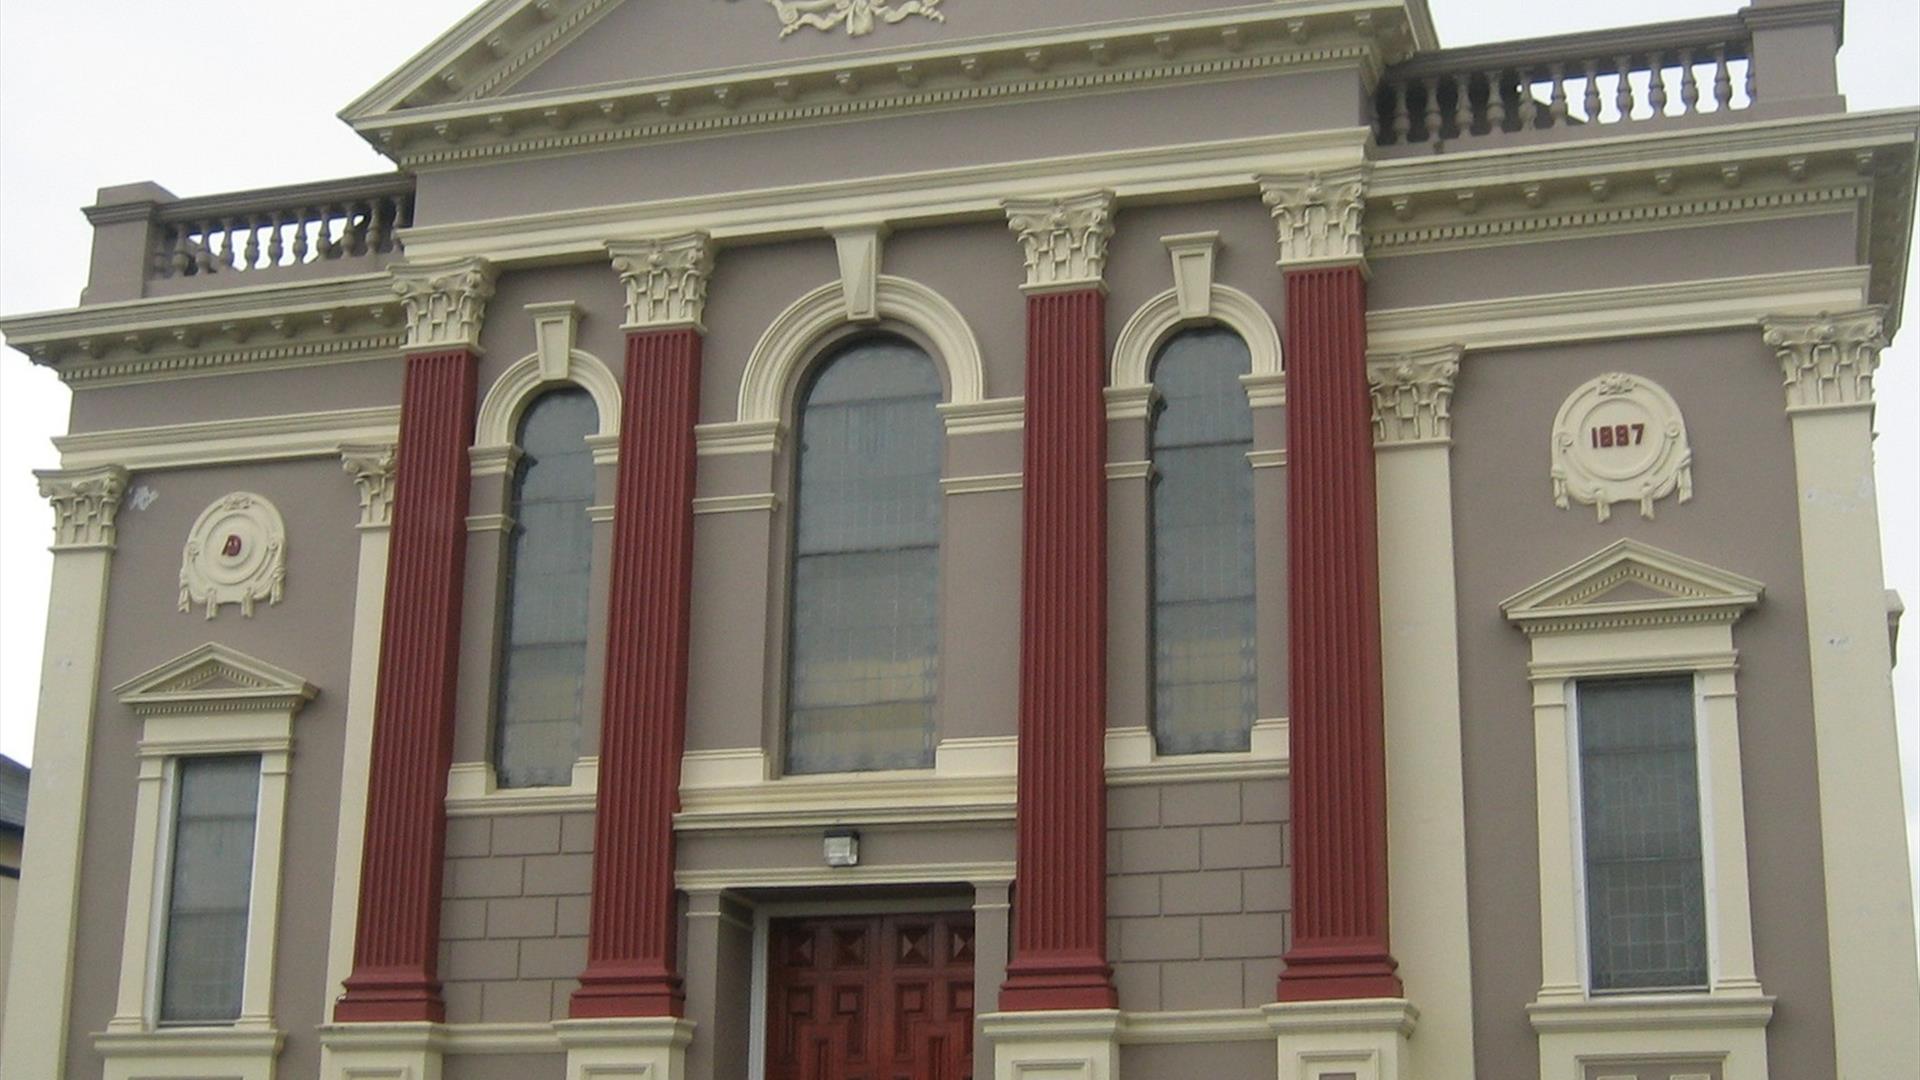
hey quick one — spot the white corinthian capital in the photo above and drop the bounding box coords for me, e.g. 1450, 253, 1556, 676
1369, 345, 1462, 447
608, 232, 716, 331
1004, 191, 1116, 293
1258, 167, 1370, 268
1763, 307, 1888, 412
36, 465, 129, 551
391, 257, 498, 350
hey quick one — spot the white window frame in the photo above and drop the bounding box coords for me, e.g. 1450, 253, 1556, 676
94, 643, 314, 1080
1503, 539, 1773, 1079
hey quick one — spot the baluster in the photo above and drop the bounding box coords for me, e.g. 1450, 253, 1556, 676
1680, 49, 1700, 113
1385, 83, 1408, 144
167, 225, 189, 277
1615, 55, 1635, 120
244, 216, 263, 270
1648, 50, 1669, 115
194, 222, 216, 276
1743, 51, 1755, 105
292, 208, 311, 263
1451, 73, 1473, 137
369, 198, 392, 254
267, 211, 286, 267
352, 202, 373, 256
1517, 64, 1540, 129
1582, 59, 1602, 122
1486, 68, 1508, 131
1549, 62, 1569, 125
1423, 76, 1443, 147
1713, 46, 1732, 110
218, 217, 237, 270
321, 204, 342, 259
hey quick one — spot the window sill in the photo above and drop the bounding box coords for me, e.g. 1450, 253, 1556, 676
1527, 988, 1774, 1032
445, 758, 598, 817
96, 1025, 283, 1080
1105, 718, 1289, 786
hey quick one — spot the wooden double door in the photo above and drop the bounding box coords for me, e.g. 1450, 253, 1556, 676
765, 913, 976, 1080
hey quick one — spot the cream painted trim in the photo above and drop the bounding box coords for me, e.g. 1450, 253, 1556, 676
1104, 461, 1152, 482
1784, 405, 1920, 1074
466, 512, 516, 533
737, 275, 985, 424
106, 644, 315, 1039
677, 861, 1014, 892
1117, 1009, 1270, 1044
472, 345, 622, 449
444, 757, 600, 817
586, 503, 616, 524
96, 1028, 285, 1080
679, 747, 767, 789
56, 407, 401, 471
1111, 284, 1283, 389
1377, 440, 1477, 1078
442, 1022, 563, 1054
1104, 717, 1288, 786
1247, 449, 1287, 470
695, 420, 785, 457
1104, 385, 1157, 422
1367, 266, 1871, 354
323, 520, 388, 1019
1265, 999, 1417, 1080
318, 1021, 446, 1080
396, 130, 1369, 267
1527, 995, 1772, 1080
938, 397, 1025, 436
693, 492, 781, 516
984, 1010, 1122, 1080
942, 473, 1023, 496
0, 546, 113, 1080
1241, 372, 1286, 409
676, 767, 1014, 831
1503, 543, 1770, 1074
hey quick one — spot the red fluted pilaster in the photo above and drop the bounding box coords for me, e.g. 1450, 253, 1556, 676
335, 348, 479, 1023
570, 326, 703, 1018
1276, 265, 1402, 1002
1000, 288, 1119, 1012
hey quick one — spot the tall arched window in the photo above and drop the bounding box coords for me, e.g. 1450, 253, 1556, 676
1150, 327, 1256, 754
495, 387, 598, 787
786, 335, 943, 774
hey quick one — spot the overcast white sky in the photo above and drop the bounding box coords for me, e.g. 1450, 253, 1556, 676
2, 0, 1917, 935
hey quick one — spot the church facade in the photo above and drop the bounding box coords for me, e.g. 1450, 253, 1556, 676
3, 1, 1918, 1078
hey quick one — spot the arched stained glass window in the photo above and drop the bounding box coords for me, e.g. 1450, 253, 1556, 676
1150, 327, 1256, 754
495, 387, 598, 788
786, 336, 943, 775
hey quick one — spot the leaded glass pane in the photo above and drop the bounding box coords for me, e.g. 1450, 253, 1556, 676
495, 388, 597, 788
159, 756, 259, 1024
787, 337, 942, 774
1150, 328, 1256, 755
1578, 675, 1709, 992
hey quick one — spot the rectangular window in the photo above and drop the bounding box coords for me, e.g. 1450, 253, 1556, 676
158, 755, 260, 1024
1577, 675, 1708, 992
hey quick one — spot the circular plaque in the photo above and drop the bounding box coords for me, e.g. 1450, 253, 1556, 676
1551, 373, 1694, 522
179, 492, 287, 618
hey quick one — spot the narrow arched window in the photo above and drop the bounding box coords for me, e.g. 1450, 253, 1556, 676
786, 335, 943, 774
1150, 327, 1256, 754
495, 387, 598, 787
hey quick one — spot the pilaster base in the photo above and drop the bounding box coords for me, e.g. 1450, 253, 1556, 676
556, 1017, 695, 1080
982, 1009, 1122, 1080
96, 1027, 283, 1080
1264, 998, 1417, 1080
1527, 993, 1772, 1080
318, 1022, 444, 1080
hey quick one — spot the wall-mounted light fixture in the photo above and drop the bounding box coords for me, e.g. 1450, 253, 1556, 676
823, 828, 860, 868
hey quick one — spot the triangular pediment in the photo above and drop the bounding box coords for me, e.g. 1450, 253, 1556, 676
1500, 539, 1763, 632
115, 643, 317, 715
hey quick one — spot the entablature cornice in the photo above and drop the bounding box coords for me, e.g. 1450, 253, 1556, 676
1, 274, 405, 388
352, 5, 1415, 170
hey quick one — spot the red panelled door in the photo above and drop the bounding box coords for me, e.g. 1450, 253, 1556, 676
766, 914, 975, 1080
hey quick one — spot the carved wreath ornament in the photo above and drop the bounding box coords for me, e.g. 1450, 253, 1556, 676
179, 492, 287, 619
1550, 373, 1694, 522
763, 0, 944, 37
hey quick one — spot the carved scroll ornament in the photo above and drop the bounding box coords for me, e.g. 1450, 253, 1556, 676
180, 493, 287, 618
764, 0, 944, 38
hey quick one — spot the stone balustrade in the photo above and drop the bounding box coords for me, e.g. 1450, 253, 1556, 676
1375, 14, 1757, 150
149, 175, 415, 281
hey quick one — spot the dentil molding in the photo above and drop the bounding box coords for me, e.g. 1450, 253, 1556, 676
179, 493, 288, 619
1368, 345, 1461, 447
1005, 190, 1116, 292
608, 232, 715, 330
340, 444, 400, 530
36, 466, 129, 552
1763, 306, 1888, 413
1259, 166, 1369, 268
391, 257, 498, 350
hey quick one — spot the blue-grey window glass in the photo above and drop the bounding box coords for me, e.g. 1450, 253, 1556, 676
786, 336, 943, 774
495, 388, 598, 788
159, 755, 260, 1024
1578, 675, 1709, 992
1150, 327, 1257, 754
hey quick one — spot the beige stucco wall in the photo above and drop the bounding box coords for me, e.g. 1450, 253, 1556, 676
67, 458, 363, 1080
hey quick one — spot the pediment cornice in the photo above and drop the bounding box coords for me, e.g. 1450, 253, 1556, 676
1500, 539, 1763, 637
115, 643, 318, 717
